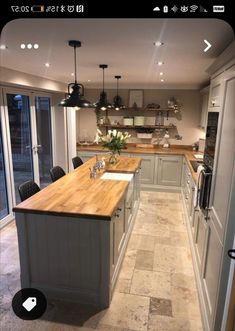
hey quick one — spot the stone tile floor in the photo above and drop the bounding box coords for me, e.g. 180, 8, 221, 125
0, 191, 203, 331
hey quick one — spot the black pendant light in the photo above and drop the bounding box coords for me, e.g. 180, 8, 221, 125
59, 40, 92, 109
113, 75, 125, 110
94, 64, 112, 110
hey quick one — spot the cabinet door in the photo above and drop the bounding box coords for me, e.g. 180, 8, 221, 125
125, 193, 133, 230
200, 88, 209, 129
156, 156, 182, 186
210, 76, 235, 240
202, 215, 223, 329
209, 77, 222, 108
194, 210, 208, 272
132, 154, 154, 184
114, 201, 125, 265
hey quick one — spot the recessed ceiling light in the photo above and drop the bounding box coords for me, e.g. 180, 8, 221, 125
154, 41, 164, 47
27, 43, 32, 49
157, 61, 164, 66
161, 79, 164, 82
20, 44, 26, 49
160, 72, 163, 76
87, 79, 91, 82
0, 44, 7, 50
45, 63, 50, 67
33, 43, 39, 49
71, 73, 74, 76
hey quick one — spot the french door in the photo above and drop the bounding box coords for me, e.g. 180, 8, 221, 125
1, 88, 53, 223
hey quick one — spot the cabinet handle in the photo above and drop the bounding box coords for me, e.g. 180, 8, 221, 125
185, 195, 188, 200
187, 180, 190, 184
117, 208, 122, 211
115, 213, 120, 218
126, 206, 131, 210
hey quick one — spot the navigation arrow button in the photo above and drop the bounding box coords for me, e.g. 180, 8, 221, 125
204, 40, 212, 52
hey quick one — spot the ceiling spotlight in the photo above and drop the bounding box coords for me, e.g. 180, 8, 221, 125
157, 61, 164, 66
20, 44, 26, 49
161, 79, 164, 82
33, 43, 39, 49
154, 41, 164, 47
71, 72, 74, 76
87, 79, 91, 82
27, 43, 32, 49
0, 44, 7, 50
160, 72, 163, 76
45, 63, 50, 67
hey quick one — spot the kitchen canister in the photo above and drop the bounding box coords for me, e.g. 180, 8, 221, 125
134, 116, 145, 126
123, 117, 134, 125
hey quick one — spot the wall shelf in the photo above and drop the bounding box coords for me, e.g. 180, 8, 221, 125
98, 124, 176, 129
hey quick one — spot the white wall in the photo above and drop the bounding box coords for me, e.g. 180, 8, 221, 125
76, 88, 206, 146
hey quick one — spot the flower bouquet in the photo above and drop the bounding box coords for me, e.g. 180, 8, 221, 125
95, 129, 131, 164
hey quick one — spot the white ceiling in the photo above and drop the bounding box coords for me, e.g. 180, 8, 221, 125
0, 18, 234, 89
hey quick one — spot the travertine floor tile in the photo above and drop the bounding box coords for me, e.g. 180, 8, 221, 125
135, 250, 153, 271
98, 292, 149, 331
119, 249, 137, 280
153, 244, 194, 276
149, 297, 172, 317
133, 222, 170, 238
171, 287, 201, 320
130, 269, 171, 299
115, 278, 131, 294
127, 234, 155, 251
148, 315, 202, 331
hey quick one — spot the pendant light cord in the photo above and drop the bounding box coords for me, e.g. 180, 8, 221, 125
74, 46, 77, 84
102, 68, 105, 92
117, 77, 119, 97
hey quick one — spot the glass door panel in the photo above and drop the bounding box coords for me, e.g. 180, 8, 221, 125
0, 117, 9, 219
35, 96, 53, 188
7, 93, 34, 204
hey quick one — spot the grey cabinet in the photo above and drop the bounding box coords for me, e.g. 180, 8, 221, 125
210, 76, 235, 241
113, 200, 125, 265
200, 86, 209, 129
201, 216, 223, 329
194, 210, 208, 272
209, 76, 222, 108
132, 153, 155, 185
156, 155, 182, 187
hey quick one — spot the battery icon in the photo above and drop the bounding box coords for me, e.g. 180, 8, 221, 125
31, 5, 44, 12
163, 5, 168, 13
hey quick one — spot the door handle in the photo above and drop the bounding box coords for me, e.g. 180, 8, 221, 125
228, 249, 235, 260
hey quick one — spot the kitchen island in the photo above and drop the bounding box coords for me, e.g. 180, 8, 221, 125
13, 156, 141, 307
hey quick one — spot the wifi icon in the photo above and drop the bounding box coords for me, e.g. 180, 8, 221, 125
190, 5, 198, 12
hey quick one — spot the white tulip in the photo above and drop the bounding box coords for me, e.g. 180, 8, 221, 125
113, 129, 117, 137
108, 130, 112, 135
117, 131, 122, 138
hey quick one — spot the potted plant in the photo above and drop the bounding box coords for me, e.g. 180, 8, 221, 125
95, 129, 131, 164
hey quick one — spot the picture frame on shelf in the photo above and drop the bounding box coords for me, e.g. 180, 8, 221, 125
129, 89, 144, 108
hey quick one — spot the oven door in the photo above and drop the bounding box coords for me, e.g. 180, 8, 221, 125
198, 169, 212, 217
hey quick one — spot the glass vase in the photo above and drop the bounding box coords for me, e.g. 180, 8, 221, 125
109, 150, 119, 164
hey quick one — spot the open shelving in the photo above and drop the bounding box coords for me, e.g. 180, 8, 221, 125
98, 124, 176, 129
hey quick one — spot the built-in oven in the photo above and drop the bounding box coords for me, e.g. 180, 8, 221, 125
196, 112, 219, 217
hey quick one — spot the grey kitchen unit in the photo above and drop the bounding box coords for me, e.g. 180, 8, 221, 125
182, 48, 235, 331
78, 151, 183, 192
156, 155, 182, 187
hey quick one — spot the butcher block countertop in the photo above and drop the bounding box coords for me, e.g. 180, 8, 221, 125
13, 156, 142, 220
77, 144, 202, 183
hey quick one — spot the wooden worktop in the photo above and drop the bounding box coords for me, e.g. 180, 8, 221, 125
13, 156, 142, 220
77, 145, 202, 183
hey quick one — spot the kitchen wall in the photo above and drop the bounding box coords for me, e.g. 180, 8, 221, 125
76, 88, 206, 146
